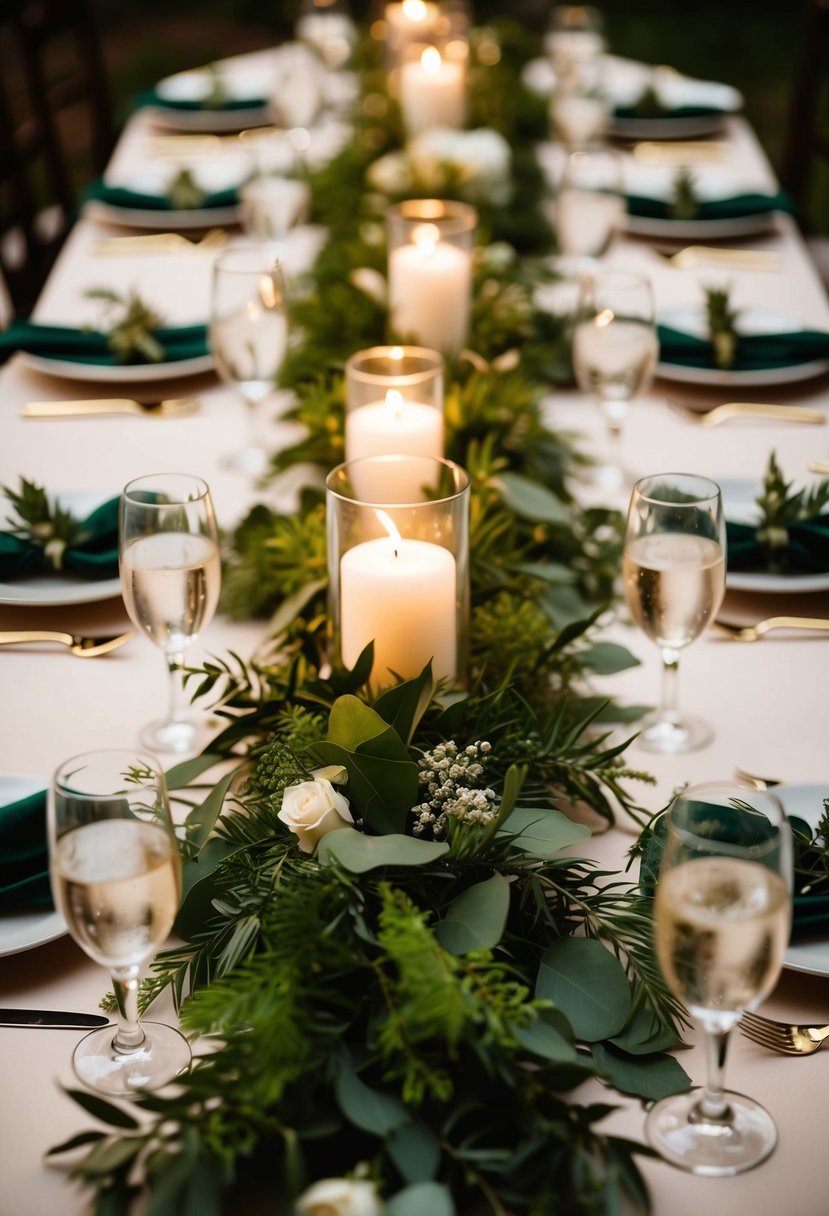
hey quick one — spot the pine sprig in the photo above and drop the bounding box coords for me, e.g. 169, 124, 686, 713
704, 283, 740, 369
754, 450, 829, 561
85, 286, 165, 363
1, 478, 79, 560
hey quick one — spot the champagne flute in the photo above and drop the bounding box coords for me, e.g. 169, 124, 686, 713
209, 244, 289, 476
647, 781, 792, 1175
120, 473, 221, 756
622, 472, 725, 753
49, 749, 191, 1095
571, 269, 658, 492
556, 146, 624, 263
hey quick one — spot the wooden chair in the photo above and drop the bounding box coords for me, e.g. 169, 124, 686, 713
0, 0, 114, 317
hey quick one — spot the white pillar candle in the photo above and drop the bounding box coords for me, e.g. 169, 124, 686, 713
340, 515, 456, 689
388, 223, 472, 354
345, 389, 444, 464
399, 46, 466, 136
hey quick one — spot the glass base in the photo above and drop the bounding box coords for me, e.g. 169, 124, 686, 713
585, 459, 635, 496
139, 716, 204, 757
636, 711, 713, 754
221, 443, 269, 477
73, 1021, 191, 1097
646, 1087, 777, 1176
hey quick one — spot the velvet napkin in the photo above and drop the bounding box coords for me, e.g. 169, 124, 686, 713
614, 102, 725, 122
84, 178, 239, 212
657, 323, 829, 372
135, 86, 267, 113
626, 189, 793, 222
725, 516, 829, 574
0, 496, 119, 580
0, 789, 51, 912
0, 318, 208, 366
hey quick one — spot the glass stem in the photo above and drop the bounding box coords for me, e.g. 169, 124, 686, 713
659, 646, 681, 725
165, 651, 190, 727
601, 398, 627, 469
693, 1027, 733, 1123
111, 965, 146, 1053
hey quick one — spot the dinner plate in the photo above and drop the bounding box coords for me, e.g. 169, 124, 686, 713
17, 349, 214, 384
0, 490, 123, 607
718, 477, 829, 593
0, 774, 65, 958
656, 305, 829, 389
624, 211, 778, 241
84, 199, 241, 231
610, 112, 731, 141
778, 783, 829, 977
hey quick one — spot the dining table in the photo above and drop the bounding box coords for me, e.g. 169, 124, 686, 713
1, 32, 828, 1216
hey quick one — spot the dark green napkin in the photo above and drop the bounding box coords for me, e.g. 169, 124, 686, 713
0, 790, 52, 912
657, 323, 829, 372
0, 318, 208, 367
614, 102, 725, 121
626, 189, 793, 222
725, 516, 829, 574
135, 86, 267, 113
0, 496, 119, 580
84, 178, 239, 213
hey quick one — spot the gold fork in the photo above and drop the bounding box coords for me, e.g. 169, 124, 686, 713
714, 616, 829, 642
659, 246, 782, 271
669, 401, 825, 427
0, 630, 133, 657
739, 1010, 829, 1056
21, 397, 201, 420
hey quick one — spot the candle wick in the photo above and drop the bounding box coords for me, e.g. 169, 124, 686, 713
394, 547, 398, 559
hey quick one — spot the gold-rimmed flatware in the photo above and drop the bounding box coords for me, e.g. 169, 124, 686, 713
808, 460, 829, 475
669, 400, 824, 427
0, 630, 133, 657
714, 616, 829, 642
658, 246, 782, 271
739, 1010, 829, 1056
93, 229, 228, 256
733, 767, 781, 790
21, 397, 201, 420
632, 140, 729, 165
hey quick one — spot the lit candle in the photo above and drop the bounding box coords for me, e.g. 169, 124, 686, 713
384, 0, 440, 62
399, 46, 466, 136
345, 389, 444, 462
340, 510, 456, 689
388, 222, 472, 354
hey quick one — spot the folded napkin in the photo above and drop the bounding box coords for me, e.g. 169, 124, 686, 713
725, 515, 829, 574
614, 102, 724, 121
657, 323, 829, 372
135, 86, 267, 113
0, 496, 119, 580
84, 178, 239, 213
0, 789, 51, 912
0, 318, 208, 366
626, 189, 793, 222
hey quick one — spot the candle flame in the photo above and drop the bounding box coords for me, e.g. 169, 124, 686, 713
385, 389, 405, 418
390, 345, 404, 360
376, 508, 402, 558
402, 0, 428, 22
420, 45, 442, 74
596, 307, 615, 328
412, 222, 439, 256
259, 273, 279, 309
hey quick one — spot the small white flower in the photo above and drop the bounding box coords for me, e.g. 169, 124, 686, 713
349, 267, 387, 306
366, 150, 412, 195
279, 773, 354, 854
295, 1177, 384, 1216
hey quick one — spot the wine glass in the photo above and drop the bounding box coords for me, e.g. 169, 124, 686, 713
647, 781, 792, 1175
209, 244, 290, 476
556, 146, 624, 263
571, 269, 657, 492
48, 749, 191, 1095
295, 0, 357, 71
622, 472, 726, 753
119, 473, 221, 756
546, 4, 606, 76
239, 128, 311, 264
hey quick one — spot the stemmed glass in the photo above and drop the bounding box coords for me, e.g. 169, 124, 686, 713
119, 473, 221, 756
622, 472, 726, 753
571, 269, 658, 492
209, 244, 290, 476
48, 749, 191, 1095
647, 781, 792, 1175
556, 146, 624, 264
239, 128, 311, 264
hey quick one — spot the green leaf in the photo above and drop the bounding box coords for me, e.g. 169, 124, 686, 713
511, 1015, 580, 1064
373, 663, 434, 744
386, 1120, 441, 1183
76, 1137, 144, 1177
47, 1130, 107, 1155
64, 1088, 140, 1130
184, 769, 235, 851
328, 694, 389, 748
333, 1053, 410, 1135
435, 873, 510, 954
387, 1182, 456, 1216
175, 839, 243, 940
609, 1007, 682, 1056
579, 641, 640, 675
498, 805, 591, 857
491, 471, 569, 524
313, 733, 418, 836
536, 939, 631, 1041
269, 577, 328, 638
318, 831, 449, 873
164, 754, 225, 791
591, 1043, 692, 1101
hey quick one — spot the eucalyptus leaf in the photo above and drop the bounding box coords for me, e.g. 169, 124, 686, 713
333, 1053, 409, 1135
591, 1043, 691, 1101
511, 1015, 580, 1064
491, 471, 569, 524
435, 873, 510, 954
318, 830, 449, 873
313, 735, 418, 835
579, 642, 641, 675
175, 838, 244, 939
536, 939, 631, 1041
386, 1182, 456, 1216
498, 805, 591, 857
165, 754, 225, 790
184, 770, 236, 852
386, 1120, 441, 1183
65, 1088, 140, 1130
609, 1007, 682, 1056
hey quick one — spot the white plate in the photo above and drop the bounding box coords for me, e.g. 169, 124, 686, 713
624, 210, 778, 241
144, 104, 272, 134
17, 349, 213, 384
85, 199, 241, 231
719, 477, 829, 593
778, 783, 829, 977
0, 774, 65, 958
610, 112, 730, 141
656, 304, 829, 389
0, 490, 123, 607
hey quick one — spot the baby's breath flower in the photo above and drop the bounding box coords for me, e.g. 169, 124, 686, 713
410, 740, 497, 837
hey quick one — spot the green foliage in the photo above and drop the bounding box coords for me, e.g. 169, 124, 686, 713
751, 450, 829, 570
704, 283, 740, 369
84, 286, 165, 362
1, 477, 80, 559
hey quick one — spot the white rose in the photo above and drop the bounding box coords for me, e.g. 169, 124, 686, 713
278, 773, 353, 853
295, 1177, 384, 1216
